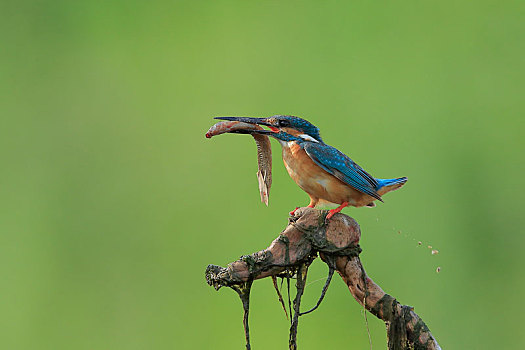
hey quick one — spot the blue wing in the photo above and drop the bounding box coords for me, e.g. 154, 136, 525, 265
302, 142, 383, 201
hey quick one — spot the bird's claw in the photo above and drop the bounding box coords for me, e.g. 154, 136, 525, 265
327, 210, 336, 220
325, 202, 349, 223
324, 210, 336, 223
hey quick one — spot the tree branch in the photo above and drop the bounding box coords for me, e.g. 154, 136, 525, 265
205, 207, 440, 350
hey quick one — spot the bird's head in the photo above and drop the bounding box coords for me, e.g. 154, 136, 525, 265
214, 115, 322, 142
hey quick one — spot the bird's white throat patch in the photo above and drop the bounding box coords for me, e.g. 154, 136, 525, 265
298, 134, 319, 142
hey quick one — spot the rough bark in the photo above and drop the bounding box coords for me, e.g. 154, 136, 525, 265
205, 207, 440, 350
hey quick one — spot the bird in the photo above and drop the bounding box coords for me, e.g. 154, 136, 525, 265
214, 115, 407, 220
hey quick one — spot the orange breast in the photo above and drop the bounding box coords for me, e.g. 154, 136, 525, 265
281, 142, 375, 207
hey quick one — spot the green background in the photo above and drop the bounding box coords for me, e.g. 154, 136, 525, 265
1, 1, 524, 349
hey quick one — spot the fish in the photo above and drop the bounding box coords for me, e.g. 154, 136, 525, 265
206, 121, 273, 206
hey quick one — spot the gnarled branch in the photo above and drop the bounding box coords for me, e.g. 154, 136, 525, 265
205, 207, 440, 350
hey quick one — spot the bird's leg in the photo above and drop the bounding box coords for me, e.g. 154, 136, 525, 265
307, 197, 318, 208
326, 202, 349, 220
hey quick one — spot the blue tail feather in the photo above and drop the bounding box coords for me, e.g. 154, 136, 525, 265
375, 177, 408, 196
376, 177, 408, 189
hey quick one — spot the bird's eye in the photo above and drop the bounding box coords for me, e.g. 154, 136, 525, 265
278, 120, 290, 127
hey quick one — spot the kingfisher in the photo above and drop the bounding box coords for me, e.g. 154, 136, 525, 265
215, 115, 407, 220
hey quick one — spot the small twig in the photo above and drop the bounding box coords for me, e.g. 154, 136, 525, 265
359, 260, 372, 350
289, 263, 308, 350
231, 280, 253, 350
299, 266, 334, 316
272, 276, 289, 320
287, 274, 292, 325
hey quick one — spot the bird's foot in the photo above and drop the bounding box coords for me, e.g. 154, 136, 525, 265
325, 210, 337, 221
289, 207, 300, 216
325, 202, 349, 222
290, 204, 316, 216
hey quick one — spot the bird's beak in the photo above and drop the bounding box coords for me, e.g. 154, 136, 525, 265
247, 129, 274, 135
214, 116, 278, 131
